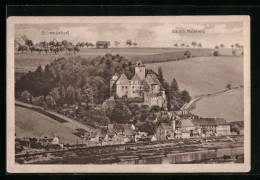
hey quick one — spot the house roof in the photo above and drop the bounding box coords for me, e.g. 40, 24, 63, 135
97, 130, 107, 138
90, 132, 97, 138
230, 121, 244, 128
214, 118, 230, 125
124, 128, 134, 136
176, 119, 194, 128
114, 124, 132, 131
107, 132, 115, 138
160, 123, 172, 130
192, 118, 229, 126
178, 128, 190, 133
96, 41, 110, 45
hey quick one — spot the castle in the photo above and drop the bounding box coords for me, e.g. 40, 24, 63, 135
110, 60, 167, 108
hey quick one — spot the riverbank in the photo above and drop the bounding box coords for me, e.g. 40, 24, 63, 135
16, 135, 244, 164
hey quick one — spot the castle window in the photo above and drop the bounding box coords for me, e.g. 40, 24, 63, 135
132, 86, 134, 89
125, 86, 128, 89
122, 86, 124, 90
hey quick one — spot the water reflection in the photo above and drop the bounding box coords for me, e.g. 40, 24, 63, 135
118, 147, 243, 164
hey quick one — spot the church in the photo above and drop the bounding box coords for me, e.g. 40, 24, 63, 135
110, 60, 167, 108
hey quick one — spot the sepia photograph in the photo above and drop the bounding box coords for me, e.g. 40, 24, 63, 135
6, 16, 250, 173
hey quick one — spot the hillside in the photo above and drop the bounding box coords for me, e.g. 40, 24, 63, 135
146, 56, 243, 96
16, 106, 84, 144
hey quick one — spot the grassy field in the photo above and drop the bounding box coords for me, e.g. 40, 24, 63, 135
15, 47, 215, 73
15, 106, 84, 144
191, 89, 244, 122
146, 56, 243, 96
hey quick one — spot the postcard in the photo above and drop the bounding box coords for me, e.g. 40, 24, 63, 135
7, 16, 250, 173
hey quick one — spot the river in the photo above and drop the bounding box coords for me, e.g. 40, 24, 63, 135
117, 147, 244, 164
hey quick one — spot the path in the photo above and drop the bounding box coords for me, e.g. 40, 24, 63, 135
181, 85, 243, 111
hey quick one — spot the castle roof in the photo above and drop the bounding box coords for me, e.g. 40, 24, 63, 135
116, 73, 129, 84
131, 74, 141, 83
135, 59, 145, 67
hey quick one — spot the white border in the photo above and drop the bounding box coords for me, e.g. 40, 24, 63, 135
7, 16, 251, 173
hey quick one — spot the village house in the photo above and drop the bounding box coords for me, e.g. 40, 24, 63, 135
192, 118, 231, 137
156, 123, 173, 140
175, 118, 197, 137
175, 128, 190, 139
96, 41, 110, 48
135, 131, 148, 142
39, 132, 60, 146
14, 34, 29, 51
109, 60, 167, 108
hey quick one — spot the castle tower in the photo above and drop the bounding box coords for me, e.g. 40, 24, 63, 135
135, 59, 145, 80
110, 73, 119, 96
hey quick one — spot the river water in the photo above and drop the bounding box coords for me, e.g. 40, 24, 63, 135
117, 147, 244, 164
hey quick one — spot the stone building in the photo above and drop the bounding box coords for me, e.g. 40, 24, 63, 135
110, 59, 167, 108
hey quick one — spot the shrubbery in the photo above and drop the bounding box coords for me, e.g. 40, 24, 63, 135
184, 51, 192, 58
213, 51, 219, 56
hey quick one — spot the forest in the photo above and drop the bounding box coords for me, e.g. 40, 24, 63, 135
16, 54, 190, 131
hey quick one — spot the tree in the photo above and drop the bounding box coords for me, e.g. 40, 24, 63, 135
49, 41, 56, 47
231, 44, 234, 49
170, 78, 179, 93
74, 46, 80, 53
67, 47, 73, 53
29, 46, 36, 53
191, 42, 197, 48
186, 45, 189, 48
133, 42, 138, 47
18, 45, 28, 53
213, 51, 219, 56
220, 44, 225, 49
215, 45, 219, 49
25, 40, 34, 48
158, 67, 164, 83
184, 51, 192, 58
89, 43, 94, 48
53, 48, 59, 54
226, 83, 232, 90
56, 42, 62, 47
114, 41, 120, 47
235, 43, 240, 50
44, 48, 49, 54
180, 43, 185, 48
180, 90, 191, 103
198, 43, 202, 48
80, 42, 85, 48
174, 43, 178, 48
126, 39, 132, 47
62, 40, 69, 47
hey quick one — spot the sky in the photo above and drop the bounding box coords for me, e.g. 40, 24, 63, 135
15, 22, 244, 48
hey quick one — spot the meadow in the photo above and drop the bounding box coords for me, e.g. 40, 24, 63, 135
15, 47, 214, 73
15, 106, 84, 144
146, 56, 243, 96
191, 89, 244, 122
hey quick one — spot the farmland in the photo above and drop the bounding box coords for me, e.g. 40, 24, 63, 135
146, 56, 243, 96
15, 47, 214, 73
15, 106, 84, 145
190, 89, 244, 122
